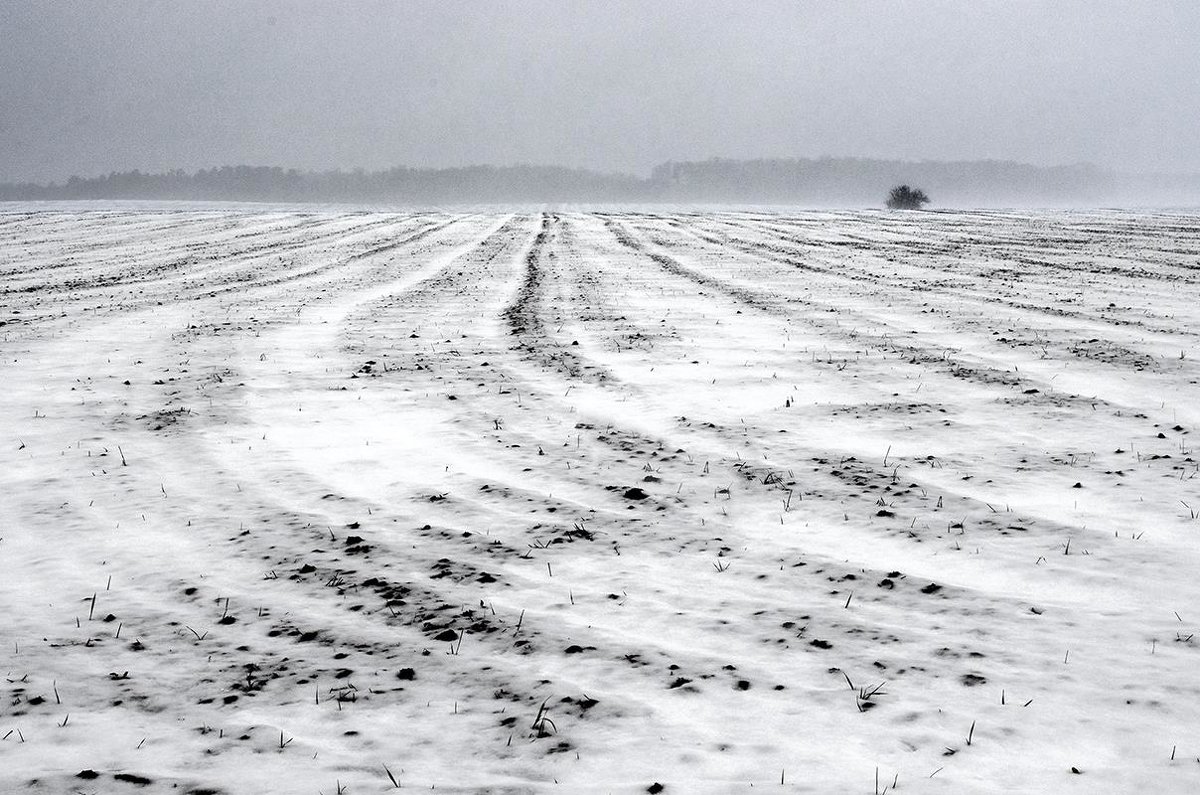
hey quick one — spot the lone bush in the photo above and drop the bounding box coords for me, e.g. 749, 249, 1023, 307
886, 185, 930, 210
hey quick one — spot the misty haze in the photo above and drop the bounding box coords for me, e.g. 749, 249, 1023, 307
3, 3, 1200, 794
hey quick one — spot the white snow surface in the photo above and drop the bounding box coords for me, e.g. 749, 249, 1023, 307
2, 207, 1200, 793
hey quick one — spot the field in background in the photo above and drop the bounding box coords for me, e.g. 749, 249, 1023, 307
2, 208, 1200, 793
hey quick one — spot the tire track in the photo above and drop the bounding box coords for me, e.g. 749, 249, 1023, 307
502, 213, 617, 383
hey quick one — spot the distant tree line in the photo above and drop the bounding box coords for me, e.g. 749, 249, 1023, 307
647, 157, 1118, 206
0, 164, 646, 203
1, 157, 1194, 206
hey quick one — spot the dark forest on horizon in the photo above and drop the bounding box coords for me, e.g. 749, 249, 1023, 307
3, 157, 1198, 206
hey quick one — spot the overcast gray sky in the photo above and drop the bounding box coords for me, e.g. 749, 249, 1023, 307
1, 1, 1197, 182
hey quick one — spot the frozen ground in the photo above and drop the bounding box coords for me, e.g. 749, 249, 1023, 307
2, 207, 1199, 793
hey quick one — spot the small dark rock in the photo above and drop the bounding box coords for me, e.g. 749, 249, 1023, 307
114, 773, 153, 786
397, 668, 416, 681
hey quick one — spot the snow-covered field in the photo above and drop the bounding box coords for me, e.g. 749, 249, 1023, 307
3, 207, 1199, 794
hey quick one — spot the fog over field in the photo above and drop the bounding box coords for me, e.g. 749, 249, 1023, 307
2, 2, 1199, 205
3, 4, 1200, 795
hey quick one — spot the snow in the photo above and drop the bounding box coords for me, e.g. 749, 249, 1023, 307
2, 206, 1200, 793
